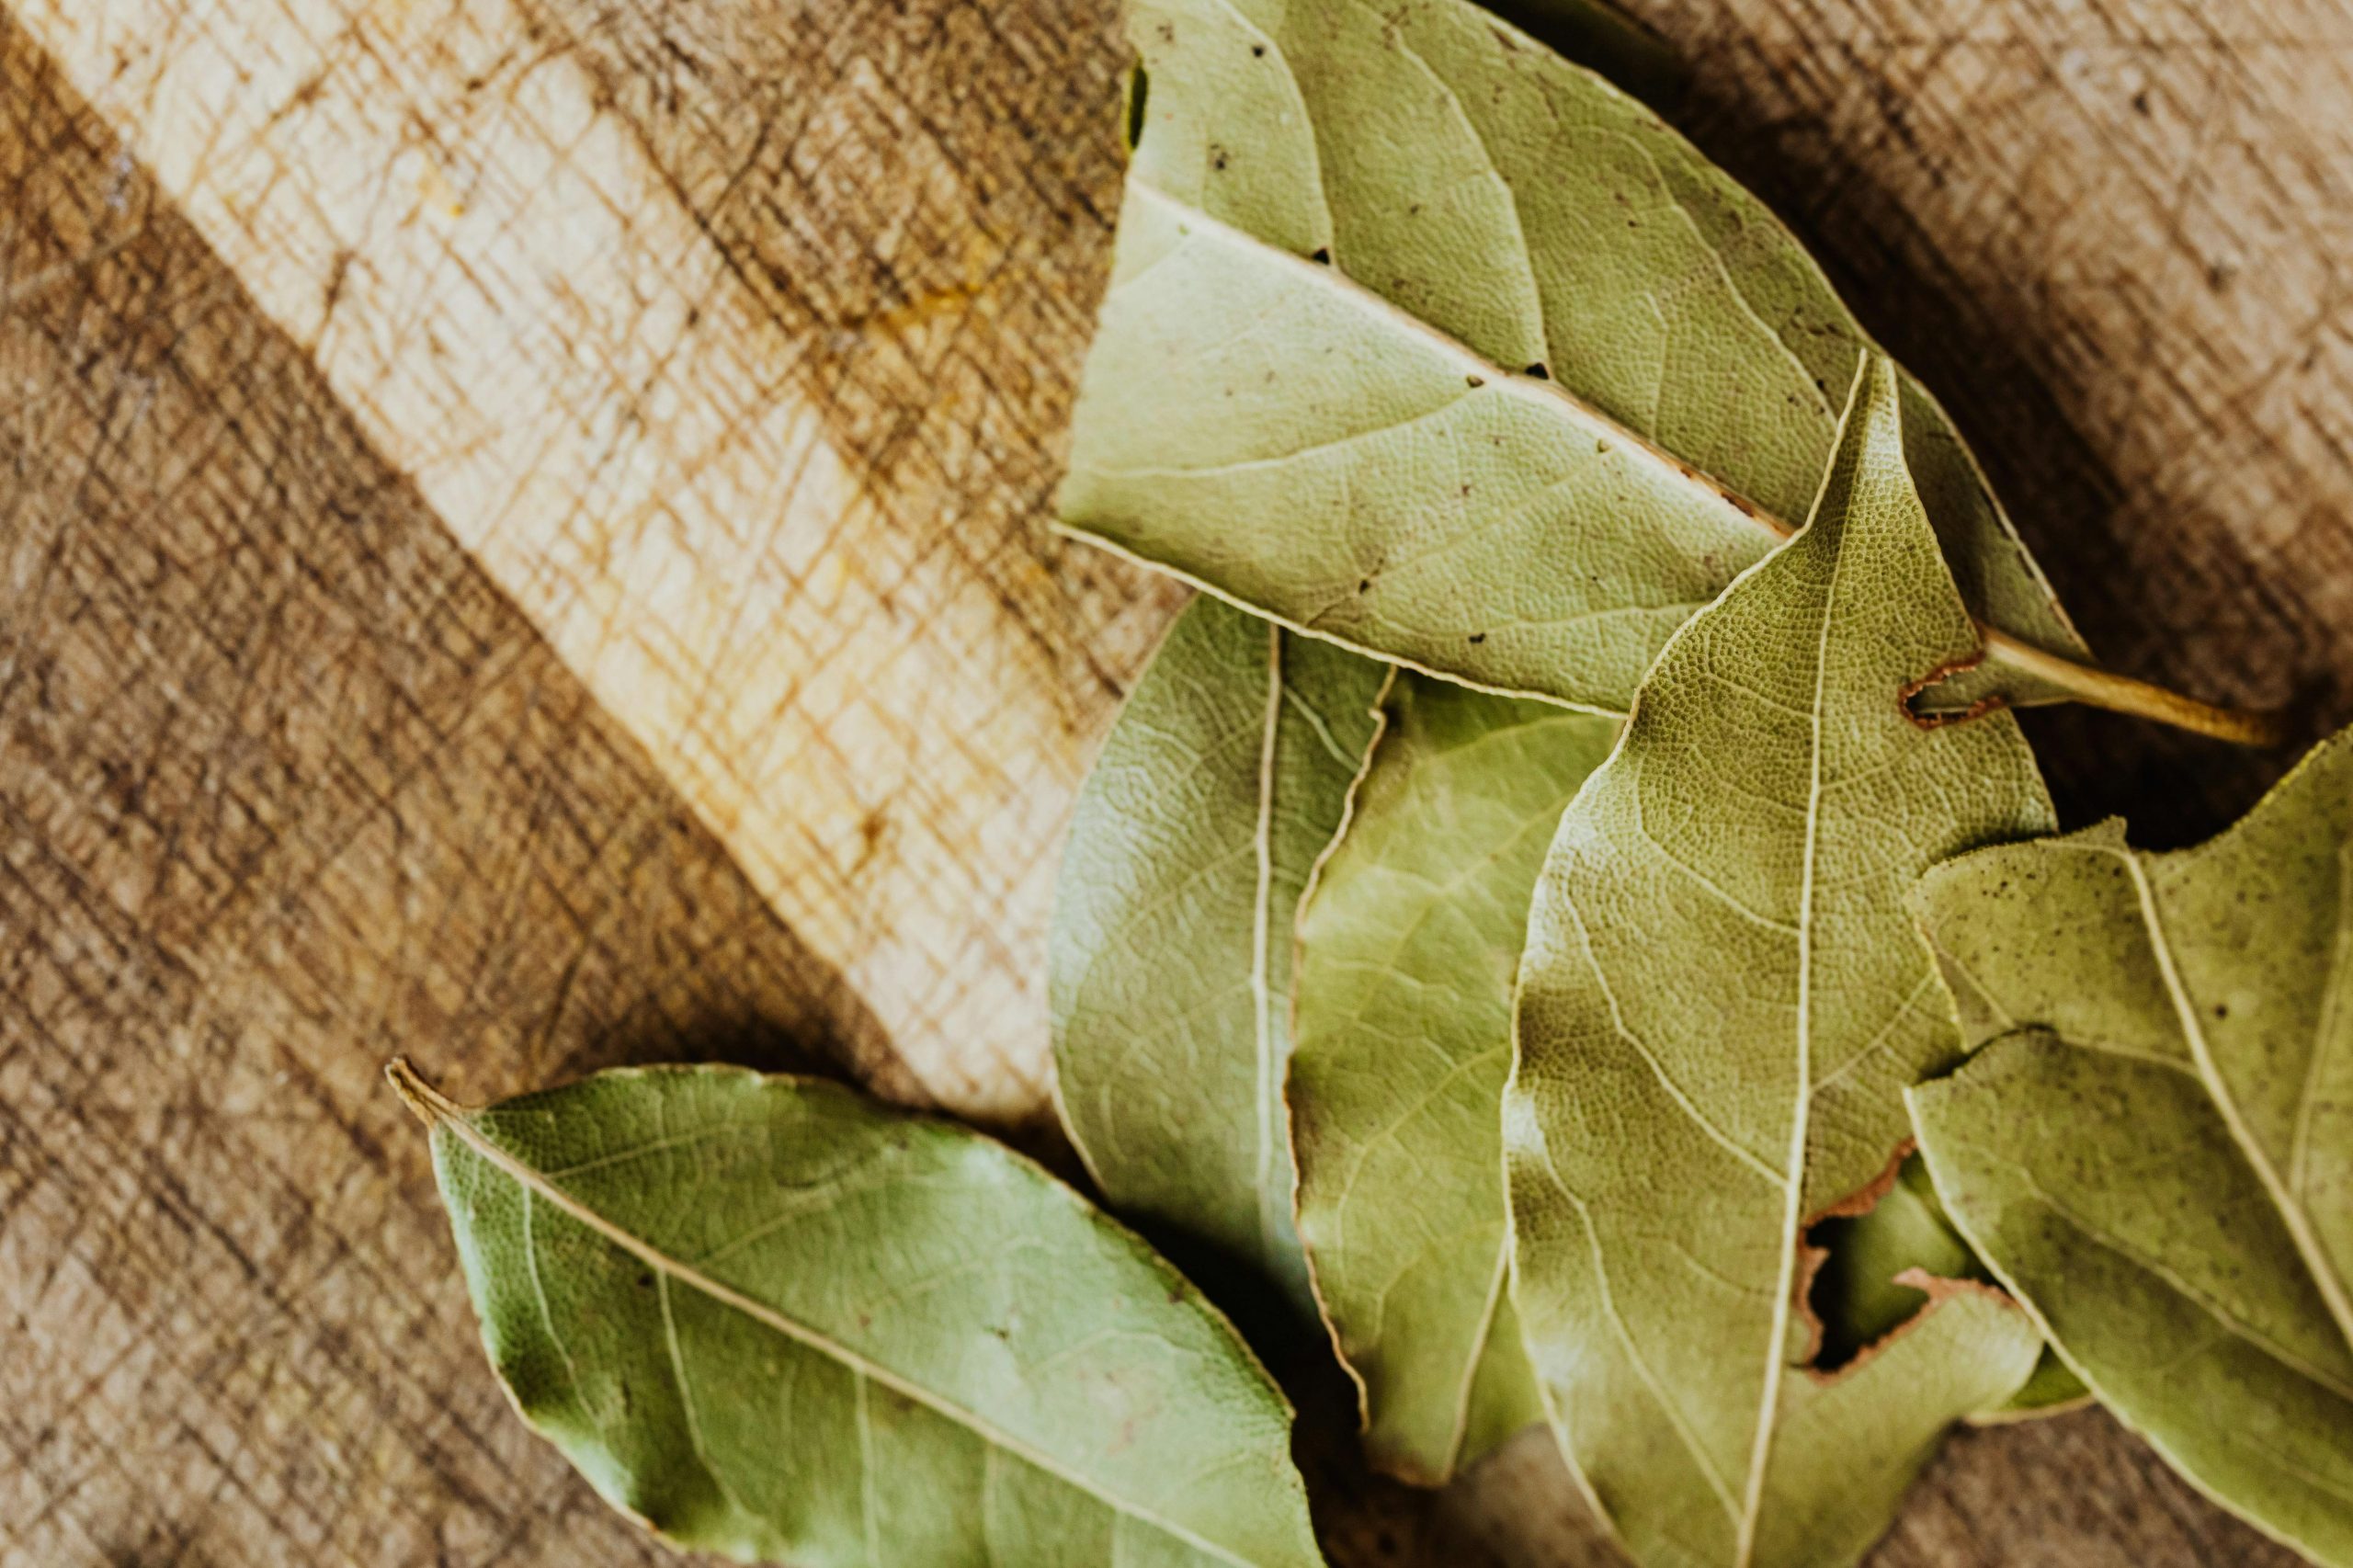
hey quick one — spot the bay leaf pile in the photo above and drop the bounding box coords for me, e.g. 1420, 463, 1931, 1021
392, 0, 2351, 1565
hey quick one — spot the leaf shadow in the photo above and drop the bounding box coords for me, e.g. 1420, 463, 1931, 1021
563, 1000, 1104, 1186
583, 1005, 854, 1083
1652, 46, 2349, 847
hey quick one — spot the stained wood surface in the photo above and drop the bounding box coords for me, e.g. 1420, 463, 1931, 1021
2, 0, 2348, 1563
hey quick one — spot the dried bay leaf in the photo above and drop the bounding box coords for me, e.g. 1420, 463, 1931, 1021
1801, 1150, 2088, 1418
1502, 356, 2051, 1568
1051, 596, 1388, 1309
390, 1060, 1326, 1568
1802, 1151, 1985, 1373
1062, 0, 2123, 725
1290, 675, 1619, 1484
1908, 725, 2353, 1565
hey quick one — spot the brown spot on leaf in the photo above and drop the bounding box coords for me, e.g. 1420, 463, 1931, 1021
1900, 648, 2009, 730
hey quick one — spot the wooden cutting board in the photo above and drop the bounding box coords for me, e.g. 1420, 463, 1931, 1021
5, 0, 2350, 1562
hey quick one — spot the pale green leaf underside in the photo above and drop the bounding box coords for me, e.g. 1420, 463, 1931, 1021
411, 1064, 1324, 1568
1051, 596, 1387, 1307
1503, 357, 2049, 1568
1909, 727, 2353, 1565
1061, 0, 2082, 718
1805, 1153, 1982, 1364
1812, 1151, 2088, 1419
1290, 673, 1618, 1483
1994, 1348, 2096, 1419
1806, 1153, 2087, 1418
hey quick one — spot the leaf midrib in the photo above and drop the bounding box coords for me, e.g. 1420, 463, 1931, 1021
1444, 1227, 1519, 1476
1914, 1102, 2353, 1568
1115, 179, 1783, 555
1250, 621, 1290, 1270
1732, 417, 1844, 1567
1938, 1129, 2353, 1403
415, 1079, 1261, 1568
1111, 185, 2123, 721
2116, 846, 2353, 1355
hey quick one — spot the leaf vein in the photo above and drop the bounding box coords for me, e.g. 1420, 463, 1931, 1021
1563, 896, 1786, 1187
1524, 1131, 1744, 1520
438, 1117, 1256, 1567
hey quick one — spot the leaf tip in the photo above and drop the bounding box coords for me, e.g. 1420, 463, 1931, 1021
386, 1057, 461, 1129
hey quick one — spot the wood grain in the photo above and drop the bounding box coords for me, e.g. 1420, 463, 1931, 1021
0, 23, 888, 1563
2, 0, 2347, 1562
1633, 0, 2353, 843
10, 0, 1180, 1119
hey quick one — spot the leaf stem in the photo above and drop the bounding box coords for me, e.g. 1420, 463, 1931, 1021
1977, 631, 2287, 748
386, 1057, 463, 1126
1104, 187, 2288, 749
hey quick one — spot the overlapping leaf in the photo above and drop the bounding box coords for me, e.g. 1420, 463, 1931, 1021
1061, 0, 2087, 721
1051, 596, 1388, 1306
1909, 727, 2353, 1566
392, 1061, 1326, 1568
1801, 1149, 2088, 1417
1802, 1150, 1984, 1371
1503, 356, 2051, 1568
1290, 676, 1618, 1483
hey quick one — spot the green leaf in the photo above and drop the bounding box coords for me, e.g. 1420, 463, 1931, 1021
1907, 726, 2353, 1566
1994, 1350, 2094, 1420
1061, 0, 2088, 722
1803, 1150, 2090, 1418
1051, 596, 1388, 1308
1290, 674, 1619, 1484
1802, 1152, 1984, 1371
390, 1061, 1326, 1568
1502, 355, 2052, 1568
